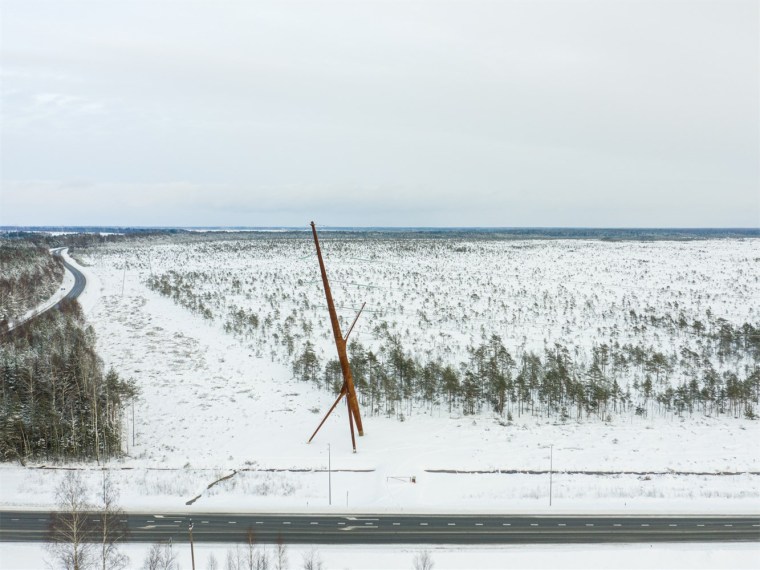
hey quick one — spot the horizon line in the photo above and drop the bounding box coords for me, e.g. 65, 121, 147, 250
2, 225, 759, 231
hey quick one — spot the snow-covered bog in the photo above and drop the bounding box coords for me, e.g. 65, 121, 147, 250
2, 234, 757, 513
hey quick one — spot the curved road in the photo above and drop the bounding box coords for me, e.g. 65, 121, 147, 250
51, 247, 87, 307
1, 511, 758, 545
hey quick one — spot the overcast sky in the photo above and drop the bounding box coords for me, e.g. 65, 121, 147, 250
1, 0, 758, 227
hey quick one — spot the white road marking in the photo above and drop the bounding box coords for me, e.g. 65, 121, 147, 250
724, 524, 732, 527
448, 523, 456, 526
255, 522, 263, 525
669, 524, 677, 527
310, 522, 319, 525
393, 523, 400, 526
558, 524, 566, 527
283, 522, 291, 525
228, 521, 236, 524
613, 524, 621, 527
697, 524, 705, 527
641, 524, 649, 527
586, 524, 594, 527
530, 523, 538, 527
420, 523, 428, 526
502, 523, 511, 526
475, 523, 483, 526
202, 521, 209, 524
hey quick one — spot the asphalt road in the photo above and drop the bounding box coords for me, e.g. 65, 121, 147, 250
1, 512, 758, 545
52, 247, 87, 306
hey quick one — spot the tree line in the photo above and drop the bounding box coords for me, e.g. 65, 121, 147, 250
294, 326, 760, 422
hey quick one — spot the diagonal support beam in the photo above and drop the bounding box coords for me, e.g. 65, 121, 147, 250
344, 302, 366, 343
308, 385, 347, 445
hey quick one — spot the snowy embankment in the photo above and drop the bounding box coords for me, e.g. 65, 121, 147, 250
3, 542, 758, 570
1, 238, 758, 516
4, 248, 75, 331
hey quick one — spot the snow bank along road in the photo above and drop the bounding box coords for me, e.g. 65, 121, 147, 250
1, 512, 758, 544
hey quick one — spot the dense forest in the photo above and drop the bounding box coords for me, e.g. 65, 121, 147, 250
0, 237, 137, 464
0, 243, 64, 326
0, 300, 136, 462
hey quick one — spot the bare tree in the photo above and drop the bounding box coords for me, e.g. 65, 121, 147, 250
96, 471, 128, 570
142, 542, 177, 570
243, 528, 270, 570
206, 553, 219, 570
245, 529, 257, 570
48, 471, 94, 570
412, 550, 434, 570
226, 546, 243, 570
301, 549, 322, 570
275, 536, 288, 570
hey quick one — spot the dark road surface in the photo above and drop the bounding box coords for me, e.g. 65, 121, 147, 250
52, 248, 86, 306
1, 511, 758, 545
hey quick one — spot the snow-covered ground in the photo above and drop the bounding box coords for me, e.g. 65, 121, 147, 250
1, 236, 758, 515
2, 542, 758, 570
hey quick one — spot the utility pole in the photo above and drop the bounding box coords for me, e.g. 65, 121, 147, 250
307, 221, 366, 452
121, 257, 126, 296
549, 444, 553, 507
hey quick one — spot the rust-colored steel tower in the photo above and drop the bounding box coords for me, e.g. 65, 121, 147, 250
307, 222, 365, 452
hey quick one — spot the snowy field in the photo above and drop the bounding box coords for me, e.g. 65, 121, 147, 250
1, 234, 758, 516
